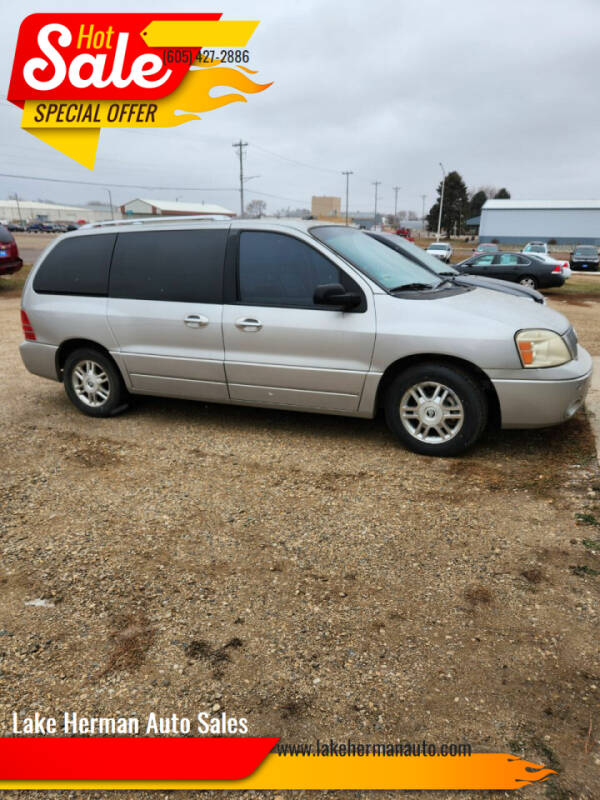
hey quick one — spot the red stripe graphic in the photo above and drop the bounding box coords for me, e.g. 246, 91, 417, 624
0, 738, 278, 780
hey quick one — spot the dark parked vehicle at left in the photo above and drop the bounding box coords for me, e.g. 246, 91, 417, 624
570, 245, 599, 271
7, 222, 25, 232
0, 225, 23, 275
26, 222, 54, 233
455, 252, 565, 289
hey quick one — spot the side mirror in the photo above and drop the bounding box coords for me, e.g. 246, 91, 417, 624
314, 283, 361, 309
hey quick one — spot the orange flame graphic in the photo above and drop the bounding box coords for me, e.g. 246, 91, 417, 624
153, 66, 273, 127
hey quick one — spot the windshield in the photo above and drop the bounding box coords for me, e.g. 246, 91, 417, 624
375, 232, 458, 275
525, 244, 545, 253
575, 246, 597, 255
311, 227, 442, 290
428, 243, 448, 250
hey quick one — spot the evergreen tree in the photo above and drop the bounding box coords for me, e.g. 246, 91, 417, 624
426, 171, 469, 236
468, 189, 488, 219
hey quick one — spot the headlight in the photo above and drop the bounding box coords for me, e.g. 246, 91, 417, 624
515, 329, 571, 368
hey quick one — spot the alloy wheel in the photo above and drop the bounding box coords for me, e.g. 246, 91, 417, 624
399, 381, 465, 444
71, 359, 111, 408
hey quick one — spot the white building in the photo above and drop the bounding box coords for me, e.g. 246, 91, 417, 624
121, 198, 236, 218
0, 199, 112, 225
479, 199, 600, 245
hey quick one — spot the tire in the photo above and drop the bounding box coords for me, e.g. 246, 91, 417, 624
63, 347, 129, 418
519, 275, 538, 289
384, 363, 488, 457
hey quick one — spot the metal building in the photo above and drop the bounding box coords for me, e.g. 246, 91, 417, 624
120, 198, 235, 218
479, 199, 600, 245
0, 199, 112, 225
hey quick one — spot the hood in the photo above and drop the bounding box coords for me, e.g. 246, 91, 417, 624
432, 284, 570, 333
453, 274, 544, 303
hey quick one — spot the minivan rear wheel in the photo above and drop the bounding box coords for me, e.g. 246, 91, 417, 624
63, 348, 129, 417
384, 363, 487, 456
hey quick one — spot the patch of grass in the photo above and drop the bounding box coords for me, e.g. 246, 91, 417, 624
464, 584, 492, 604
521, 568, 544, 584
102, 614, 154, 675
531, 737, 562, 772
575, 512, 600, 527
570, 564, 600, 577
0, 264, 31, 295
545, 277, 600, 296
582, 539, 600, 551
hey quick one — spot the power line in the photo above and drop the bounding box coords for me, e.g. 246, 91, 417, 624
0, 171, 236, 192
249, 143, 340, 175
0, 170, 309, 208
244, 188, 309, 205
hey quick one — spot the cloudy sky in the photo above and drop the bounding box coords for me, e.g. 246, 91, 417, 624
0, 0, 598, 216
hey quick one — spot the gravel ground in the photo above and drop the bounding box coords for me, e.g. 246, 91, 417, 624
0, 292, 599, 800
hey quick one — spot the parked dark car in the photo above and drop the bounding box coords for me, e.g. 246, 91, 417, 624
0, 225, 23, 275
26, 222, 54, 233
455, 252, 565, 289
7, 222, 25, 232
473, 242, 499, 256
367, 232, 546, 303
570, 245, 599, 271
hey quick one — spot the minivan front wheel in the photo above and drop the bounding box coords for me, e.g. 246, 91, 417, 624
63, 348, 129, 417
384, 363, 487, 456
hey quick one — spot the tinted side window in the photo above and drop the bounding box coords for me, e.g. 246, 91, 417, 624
473, 255, 495, 266
0, 226, 14, 244
110, 229, 227, 303
238, 231, 355, 307
498, 254, 519, 265
33, 234, 115, 296
517, 255, 530, 265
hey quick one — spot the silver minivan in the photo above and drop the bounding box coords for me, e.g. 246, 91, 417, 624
19, 218, 592, 456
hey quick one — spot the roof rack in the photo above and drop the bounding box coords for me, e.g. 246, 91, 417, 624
80, 214, 233, 230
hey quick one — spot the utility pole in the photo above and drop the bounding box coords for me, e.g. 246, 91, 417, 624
106, 188, 114, 220
421, 194, 426, 223
14, 193, 23, 226
393, 186, 400, 223
436, 163, 446, 242
232, 140, 248, 217
342, 170, 353, 225
372, 181, 381, 229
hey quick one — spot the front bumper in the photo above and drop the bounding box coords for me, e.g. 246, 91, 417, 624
571, 261, 599, 270
491, 345, 592, 428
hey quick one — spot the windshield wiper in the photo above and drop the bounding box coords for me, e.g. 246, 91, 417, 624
389, 282, 436, 292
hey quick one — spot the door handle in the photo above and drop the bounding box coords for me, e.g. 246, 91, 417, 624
235, 317, 263, 331
184, 314, 209, 328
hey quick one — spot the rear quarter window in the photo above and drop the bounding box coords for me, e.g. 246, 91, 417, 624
33, 234, 116, 295
109, 229, 227, 303
0, 226, 14, 244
